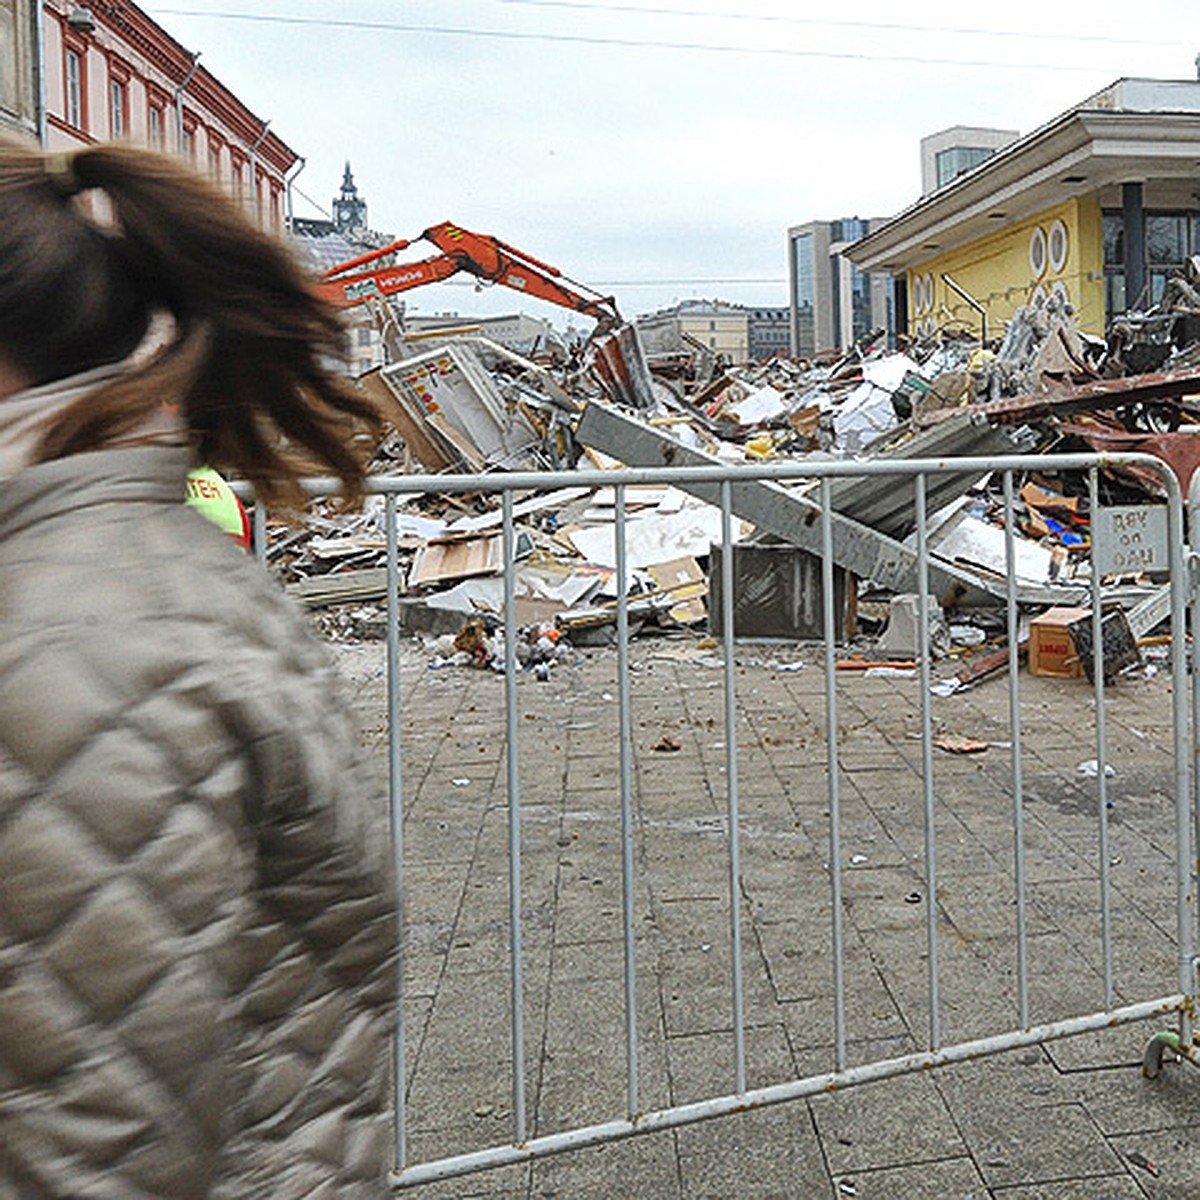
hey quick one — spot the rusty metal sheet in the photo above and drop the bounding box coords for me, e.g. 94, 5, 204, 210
974, 365, 1200, 426
1054, 424, 1200, 499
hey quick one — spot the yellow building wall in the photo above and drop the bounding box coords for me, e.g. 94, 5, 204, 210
907, 197, 1106, 340
679, 314, 749, 363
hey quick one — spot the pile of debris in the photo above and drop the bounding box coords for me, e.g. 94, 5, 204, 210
264, 292, 1200, 685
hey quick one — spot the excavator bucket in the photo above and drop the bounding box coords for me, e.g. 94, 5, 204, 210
587, 322, 657, 410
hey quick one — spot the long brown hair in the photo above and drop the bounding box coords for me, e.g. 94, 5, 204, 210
0, 136, 380, 503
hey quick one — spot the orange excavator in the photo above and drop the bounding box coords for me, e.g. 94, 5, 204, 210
316, 220, 623, 336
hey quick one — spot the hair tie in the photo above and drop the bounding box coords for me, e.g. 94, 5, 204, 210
44, 151, 81, 198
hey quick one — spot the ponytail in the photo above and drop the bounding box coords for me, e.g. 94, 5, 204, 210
0, 136, 380, 504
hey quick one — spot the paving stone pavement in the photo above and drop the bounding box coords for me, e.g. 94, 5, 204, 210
331, 632, 1197, 1199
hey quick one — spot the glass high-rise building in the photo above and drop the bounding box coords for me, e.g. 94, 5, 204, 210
787, 218, 893, 356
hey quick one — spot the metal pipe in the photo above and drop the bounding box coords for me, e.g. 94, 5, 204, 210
615, 485, 639, 1119
914, 474, 941, 1051
284, 155, 305, 233
1002, 471, 1030, 1029
502, 490, 527, 1143
941, 273, 988, 343
252, 451, 1187, 502
1089, 468, 1115, 1010
247, 118, 271, 225
1175, 468, 1197, 1050
820, 477, 847, 1071
720, 479, 746, 1095
33, 0, 48, 145
252, 502, 267, 567
173, 50, 200, 156
385, 495, 407, 1172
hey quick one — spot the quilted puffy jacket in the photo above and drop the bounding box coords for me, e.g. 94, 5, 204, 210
0, 445, 397, 1198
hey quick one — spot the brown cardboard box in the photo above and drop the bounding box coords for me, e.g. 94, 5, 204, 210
1028, 606, 1090, 678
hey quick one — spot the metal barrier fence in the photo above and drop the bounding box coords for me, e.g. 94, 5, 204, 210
255, 450, 1197, 1189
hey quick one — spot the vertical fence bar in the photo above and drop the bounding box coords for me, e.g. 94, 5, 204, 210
1087, 469, 1115, 1009
820, 478, 847, 1070
1192, 479, 1200, 944
615, 485, 640, 1117
502, 489, 527, 1143
719, 480, 747, 1095
1174, 478, 1195, 1046
253, 499, 267, 567
1002, 471, 1031, 1029
385, 494, 407, 1172
914, 474, 941, 1051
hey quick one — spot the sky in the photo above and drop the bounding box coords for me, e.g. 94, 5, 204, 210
140, 0, 1198, 328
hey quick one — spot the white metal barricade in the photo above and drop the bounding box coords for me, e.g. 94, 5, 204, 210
255, 450, 1198, 1189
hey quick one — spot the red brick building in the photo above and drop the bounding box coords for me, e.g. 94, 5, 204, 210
41, 1, 297, 229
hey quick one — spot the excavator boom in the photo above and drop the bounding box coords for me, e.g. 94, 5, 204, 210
318, 221, 621, 332
317, 219, 655, 409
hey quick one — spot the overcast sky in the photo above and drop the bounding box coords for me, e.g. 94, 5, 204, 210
142, 0, 1197, 327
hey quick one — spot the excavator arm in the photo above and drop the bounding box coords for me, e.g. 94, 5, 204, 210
317, 221, 622, 333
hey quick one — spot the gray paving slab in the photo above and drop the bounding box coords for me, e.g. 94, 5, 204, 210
986, 1182, 1143, 1199
956, 1099, 1124, 1191
831, 1156, 989, 1200
528, 1132, 684, 1199
329, 637, 1200, 1197
665, 1022, 800, 1104
811, 1072, 968, 1176
675, 1104, 826, 1198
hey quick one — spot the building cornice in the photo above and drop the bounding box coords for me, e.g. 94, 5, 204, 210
80, 1, 298, 171
848, 98, 1200, 274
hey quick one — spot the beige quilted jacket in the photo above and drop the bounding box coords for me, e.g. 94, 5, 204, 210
0, 445, 396, 1198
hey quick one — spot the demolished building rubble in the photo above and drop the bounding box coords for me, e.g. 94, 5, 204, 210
264, 292, 1200, 685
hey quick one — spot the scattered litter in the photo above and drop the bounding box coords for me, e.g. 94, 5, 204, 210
837, 659, 918, 671
652, 736, 683, 753
934, 735, 990, 754
863, 666, 917, 679
930, 678, 966, 697
850, 854, 869, 866
904, 891, 923, 904
1077, 759, 1117, 778
949, 624, 987, 647
451, 778, 471, 788
1125, 1150, 1160, 1177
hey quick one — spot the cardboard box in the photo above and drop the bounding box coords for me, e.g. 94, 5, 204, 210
1028, 606, 1090, 678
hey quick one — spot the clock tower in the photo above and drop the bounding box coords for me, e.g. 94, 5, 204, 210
332, 163, 367, 233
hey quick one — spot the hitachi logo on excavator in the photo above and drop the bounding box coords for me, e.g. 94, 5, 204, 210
381, 270, 427, 288
344, 270, 425, 301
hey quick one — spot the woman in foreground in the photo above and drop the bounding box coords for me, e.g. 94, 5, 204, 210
0, 135, 396, 1198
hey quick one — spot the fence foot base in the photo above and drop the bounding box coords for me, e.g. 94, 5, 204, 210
1143, 1031, 1182, 1079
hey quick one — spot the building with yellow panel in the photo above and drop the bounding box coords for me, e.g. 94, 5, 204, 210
848, 78, 1200, 343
